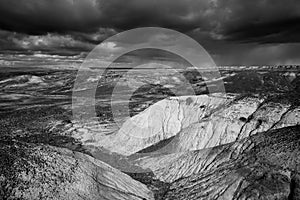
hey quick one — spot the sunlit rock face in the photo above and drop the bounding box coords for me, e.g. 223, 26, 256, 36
171, 95, 263, 152
92, 93, 299, 156
0, 140, 154, 200
170, 96, 299, 153
96, 93, 235, 155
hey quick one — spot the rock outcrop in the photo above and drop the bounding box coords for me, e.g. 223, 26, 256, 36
166, 96, 299, 153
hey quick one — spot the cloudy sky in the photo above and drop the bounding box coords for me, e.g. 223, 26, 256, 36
0, 0, 300, 65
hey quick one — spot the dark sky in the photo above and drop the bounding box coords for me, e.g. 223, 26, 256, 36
0, 0, 300, 65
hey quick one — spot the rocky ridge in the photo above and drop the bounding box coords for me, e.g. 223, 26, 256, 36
0, 139, 154, 200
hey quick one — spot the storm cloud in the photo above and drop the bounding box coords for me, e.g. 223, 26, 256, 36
0, 0, 299, 64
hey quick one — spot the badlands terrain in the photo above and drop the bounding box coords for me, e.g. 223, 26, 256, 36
0, 65, 300, 199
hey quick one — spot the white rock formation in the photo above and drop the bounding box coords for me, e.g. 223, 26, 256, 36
171, 96, 263, 152
167, 97, 298, 153
98, 93, 235, 155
